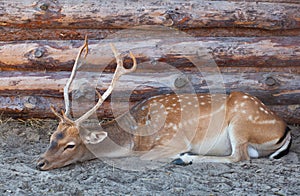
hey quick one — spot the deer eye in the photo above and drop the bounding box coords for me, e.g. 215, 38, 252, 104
64, 142, 76, 151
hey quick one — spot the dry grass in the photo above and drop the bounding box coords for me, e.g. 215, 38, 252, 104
0, 112, 13, 125
16, 118, 46, 128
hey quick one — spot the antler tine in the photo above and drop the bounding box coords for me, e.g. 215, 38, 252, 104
64, 35, 89, 117
75, 44, 137, 125
110, 43, 137, 73
50, 105, 64, 122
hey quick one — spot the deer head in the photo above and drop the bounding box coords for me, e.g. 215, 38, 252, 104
36, 38, 137, 170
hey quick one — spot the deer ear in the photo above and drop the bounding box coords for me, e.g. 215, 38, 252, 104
83, 131, 108, 144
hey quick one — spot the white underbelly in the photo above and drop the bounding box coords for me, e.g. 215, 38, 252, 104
191, 130, 232, 156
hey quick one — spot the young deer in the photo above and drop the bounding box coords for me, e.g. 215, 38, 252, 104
36, 39, 292, 170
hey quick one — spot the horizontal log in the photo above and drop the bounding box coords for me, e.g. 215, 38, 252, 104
0, 0, 299, 31
0, 37, 299, 72
0, 71, 299, 124
0, 71, 299, 104
0, 95, 299, 124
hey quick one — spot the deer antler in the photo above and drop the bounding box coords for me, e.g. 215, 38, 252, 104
74, 43, 137, 125
64, 35, 89, 117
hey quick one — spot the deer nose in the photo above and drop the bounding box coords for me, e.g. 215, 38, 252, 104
36, 158, 49, 171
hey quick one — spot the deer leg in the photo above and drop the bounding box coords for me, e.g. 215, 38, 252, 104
172, 143, 250, 165
172, 125, 251, 165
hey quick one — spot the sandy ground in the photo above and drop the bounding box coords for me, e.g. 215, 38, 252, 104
0, 119, 299, 195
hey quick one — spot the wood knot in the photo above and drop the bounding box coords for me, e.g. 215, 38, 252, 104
40, 3, 49, 11
174, 76, 188, 88
265, 77, 277, 86
34, 48, 45, 58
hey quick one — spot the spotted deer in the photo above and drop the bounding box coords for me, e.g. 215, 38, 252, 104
36, 39, 292, 170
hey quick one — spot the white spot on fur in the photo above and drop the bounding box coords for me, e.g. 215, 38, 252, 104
173, 125, 178, 131
151, 110, 158, 114
166, 123, 174, 128
258, 120, 276, 124
130, 125, 138, 130
151, 102, 158, 107
248, 115, 260, 122
146, 120, 151, 125
264, 110, 269, 114
248, 118, 277, 125
178, 122, 183, 129
243, 95, 249, 99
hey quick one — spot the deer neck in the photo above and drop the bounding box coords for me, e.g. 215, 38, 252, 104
102, 117, 134, 147
92, 114, 137, 158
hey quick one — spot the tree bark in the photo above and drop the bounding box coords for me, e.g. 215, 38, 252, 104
1, 0, 299, 30
0, 37, 299, 72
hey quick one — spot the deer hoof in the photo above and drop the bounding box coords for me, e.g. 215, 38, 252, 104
171, 158, 192, 166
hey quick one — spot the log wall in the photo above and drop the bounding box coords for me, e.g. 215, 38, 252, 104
0, 0, 299, 124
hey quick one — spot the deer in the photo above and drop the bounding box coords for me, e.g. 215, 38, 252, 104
36, 38, 292, 171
